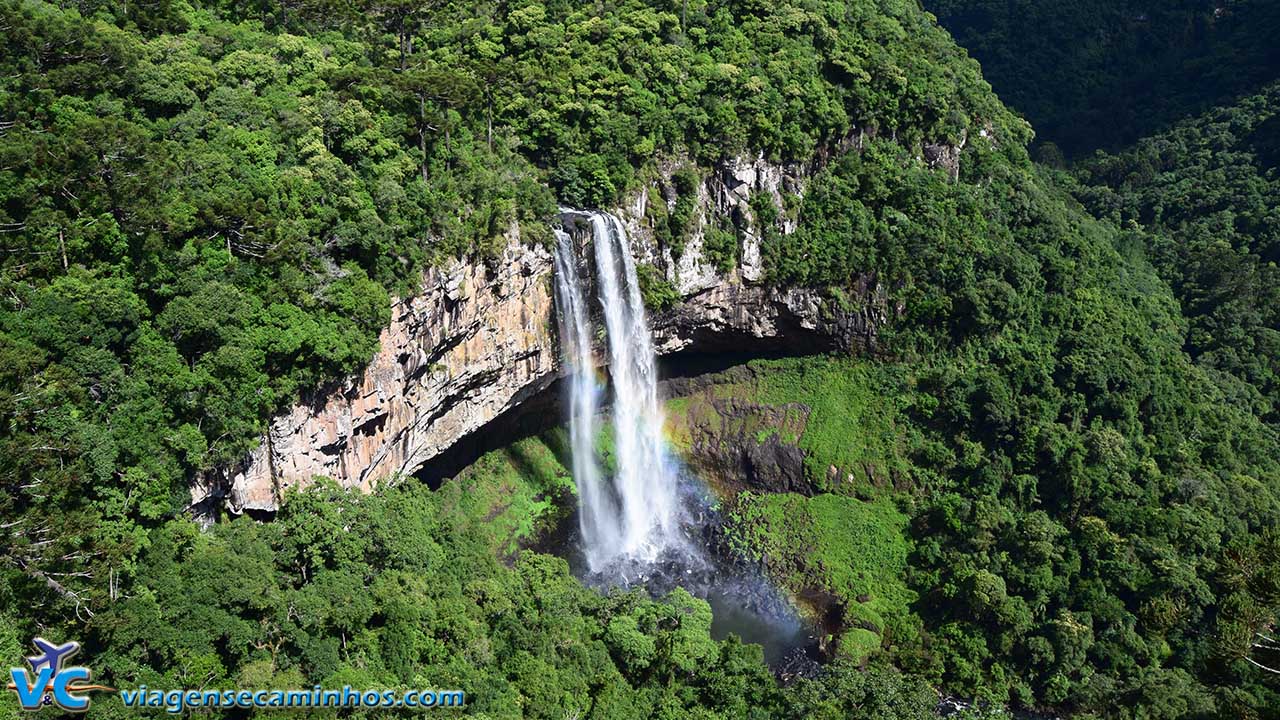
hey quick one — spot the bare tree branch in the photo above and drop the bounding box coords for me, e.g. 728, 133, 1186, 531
1246, 657, 1280, 675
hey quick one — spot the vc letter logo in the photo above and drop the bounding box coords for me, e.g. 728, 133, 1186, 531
7, 638, 111, 713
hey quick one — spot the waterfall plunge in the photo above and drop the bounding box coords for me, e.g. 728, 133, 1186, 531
552, 213, 817, 669
553, 212, 687, 573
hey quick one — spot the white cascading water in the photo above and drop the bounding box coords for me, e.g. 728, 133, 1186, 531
553, 212, 685, 572
553, 213, 813, 668
552, 227, 621, 559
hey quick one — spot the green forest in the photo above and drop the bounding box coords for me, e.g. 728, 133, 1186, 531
926, 0, 1280, 156
2, 0, 1278, 718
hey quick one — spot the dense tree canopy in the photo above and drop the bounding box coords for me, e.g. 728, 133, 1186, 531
1, 0, 1277, 718
1072, 83, 1280, 421
926, 0, 1280, 156
727, 133, 1280, 715
0, 0, 1016, 638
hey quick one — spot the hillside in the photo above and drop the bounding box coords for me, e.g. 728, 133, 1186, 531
1072, 83, 1280, 420
1, 1, 1278, 719
925, 0, 1280, 156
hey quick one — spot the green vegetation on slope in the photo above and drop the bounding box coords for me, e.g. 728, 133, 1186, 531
0, 0, 1018, 716
1, 0, 1278, 718
1072, 82, 1280, 421
926, 0, 1280, 156
745, 131, 1280, 714
76, 480, 787, 719
753, 357, 912, 492
0, 0, 1016, 642
663, 358, 918, 662
435, 431, 577, 557
662, 357, 912, 494
725, 492, 916, 663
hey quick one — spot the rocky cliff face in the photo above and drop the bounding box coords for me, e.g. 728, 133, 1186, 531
191, 236, 560, 516
663, 366, 815, 497
192, 155, 892, 518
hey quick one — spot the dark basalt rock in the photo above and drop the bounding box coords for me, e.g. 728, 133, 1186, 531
675, 382, 816, 497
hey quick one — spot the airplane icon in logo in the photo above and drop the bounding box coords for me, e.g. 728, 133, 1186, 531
26, 638, 81, 675
8, 637, 112, 712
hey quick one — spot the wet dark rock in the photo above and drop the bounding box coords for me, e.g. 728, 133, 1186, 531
681, 394, 814, 496
777, 647, 823, 685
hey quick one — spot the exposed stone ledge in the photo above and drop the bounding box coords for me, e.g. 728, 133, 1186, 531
191, 234, 560, 516
192, 154, 892, 518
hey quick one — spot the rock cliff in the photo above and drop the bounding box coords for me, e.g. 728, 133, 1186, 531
192, 156, 892, 517
664, 365, 815, 497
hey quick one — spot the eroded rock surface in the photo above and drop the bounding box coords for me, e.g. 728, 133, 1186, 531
680, 393, 814, 497
193, 154, 892, 517
192, 236, 560, 515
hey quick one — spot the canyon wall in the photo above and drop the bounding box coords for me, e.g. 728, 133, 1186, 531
191, 155, 892, 517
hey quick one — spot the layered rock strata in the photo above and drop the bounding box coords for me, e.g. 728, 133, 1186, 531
192, 156, 891, 516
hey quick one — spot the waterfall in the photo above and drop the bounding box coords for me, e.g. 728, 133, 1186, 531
589, 212, 684, 564
552, 227, 621, 560
552, 213, 815, 668
553, 212, 686, 573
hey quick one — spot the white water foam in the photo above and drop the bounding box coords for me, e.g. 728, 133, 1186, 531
553, 211, 688, 572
